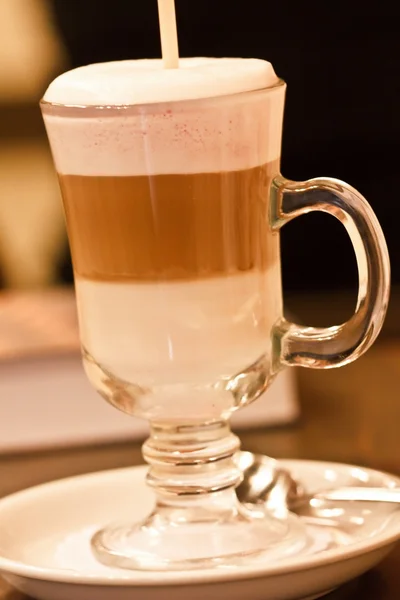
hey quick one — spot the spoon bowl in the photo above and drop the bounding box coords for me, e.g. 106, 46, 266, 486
235, 451, 305, 514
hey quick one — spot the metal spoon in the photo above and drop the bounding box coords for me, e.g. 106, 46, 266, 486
235, 451, 305, 514
236, 451, 400, 518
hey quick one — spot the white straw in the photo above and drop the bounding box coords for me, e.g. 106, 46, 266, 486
157, 0, 180, 69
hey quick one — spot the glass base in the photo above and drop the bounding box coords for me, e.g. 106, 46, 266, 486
91, 495, 307, 571
91, 422, 307, 571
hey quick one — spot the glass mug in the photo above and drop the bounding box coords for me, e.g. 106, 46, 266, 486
41, 78, 390, 571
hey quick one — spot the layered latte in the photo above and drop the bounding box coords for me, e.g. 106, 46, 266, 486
42, 58, 285, 419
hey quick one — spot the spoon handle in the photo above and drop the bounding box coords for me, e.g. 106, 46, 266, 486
317, 487, 400, 504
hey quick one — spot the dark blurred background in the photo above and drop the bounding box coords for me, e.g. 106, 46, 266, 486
0, 1, 398, 307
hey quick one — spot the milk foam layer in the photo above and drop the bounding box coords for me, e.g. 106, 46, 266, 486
42, 58, 285, 176
76, 266, 282, 385
43, 58, 278, 106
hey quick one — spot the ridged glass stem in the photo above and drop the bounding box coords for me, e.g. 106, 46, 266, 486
143, 421, 242, 504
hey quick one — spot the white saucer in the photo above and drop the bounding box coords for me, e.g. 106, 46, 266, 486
1, 460, 400, 600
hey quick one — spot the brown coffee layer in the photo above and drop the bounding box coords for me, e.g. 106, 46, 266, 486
60, 161, 279, 282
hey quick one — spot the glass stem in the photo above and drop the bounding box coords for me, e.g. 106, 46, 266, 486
142, 420, 242, 514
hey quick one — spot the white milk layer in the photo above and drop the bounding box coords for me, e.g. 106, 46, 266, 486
42, 58, 285, 176
76, 266, 282, 387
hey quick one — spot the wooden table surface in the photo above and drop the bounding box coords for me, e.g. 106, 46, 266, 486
1, 336, 399, 599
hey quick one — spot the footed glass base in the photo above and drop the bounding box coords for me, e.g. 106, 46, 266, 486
91, 494, 307, 571
92, 421, 308, 571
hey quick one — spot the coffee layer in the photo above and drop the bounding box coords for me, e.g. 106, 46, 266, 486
60, 162, 279, 282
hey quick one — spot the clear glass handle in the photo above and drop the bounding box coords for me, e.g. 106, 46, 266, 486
272, 175, 390, 369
